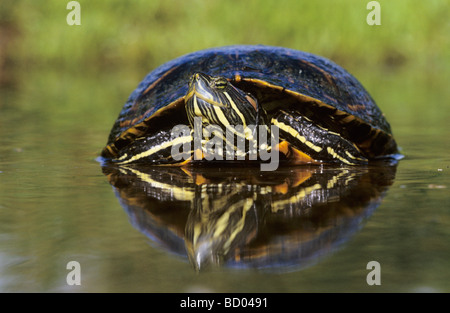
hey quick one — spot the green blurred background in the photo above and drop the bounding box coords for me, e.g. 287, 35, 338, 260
0, 0, 449, 292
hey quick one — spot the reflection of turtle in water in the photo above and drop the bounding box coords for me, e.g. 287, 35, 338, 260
103, 164, 397, 271
101, 45, 400, 167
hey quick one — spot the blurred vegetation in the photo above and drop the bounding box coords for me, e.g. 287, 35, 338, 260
1, 0, 448, 74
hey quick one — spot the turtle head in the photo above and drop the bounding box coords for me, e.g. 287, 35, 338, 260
185, 73, 258, 129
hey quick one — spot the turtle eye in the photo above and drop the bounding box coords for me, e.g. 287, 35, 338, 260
213, 78, 228, 90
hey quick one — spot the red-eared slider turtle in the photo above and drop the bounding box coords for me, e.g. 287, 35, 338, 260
101, 45, 399, 167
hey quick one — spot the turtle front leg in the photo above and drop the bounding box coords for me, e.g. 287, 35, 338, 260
272, 109, 368, 165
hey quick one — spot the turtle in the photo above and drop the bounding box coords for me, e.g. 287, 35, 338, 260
100, 45, 400, 168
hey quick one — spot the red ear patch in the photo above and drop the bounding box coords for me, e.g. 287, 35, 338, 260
245, 94, 258, 111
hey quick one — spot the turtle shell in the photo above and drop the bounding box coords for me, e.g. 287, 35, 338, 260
104, 45, 398, 161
